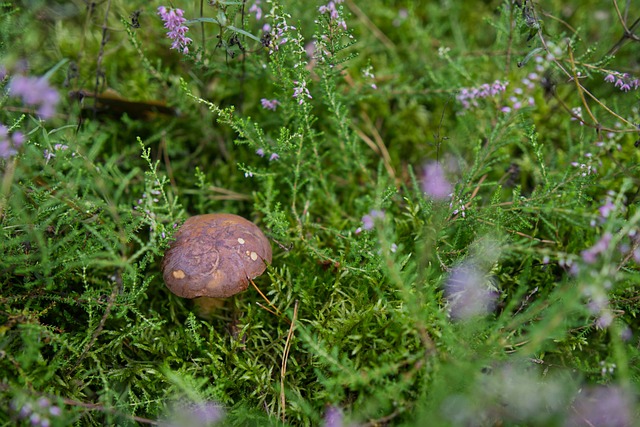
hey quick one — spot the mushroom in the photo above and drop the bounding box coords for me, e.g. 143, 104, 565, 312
162, 213, 272, 317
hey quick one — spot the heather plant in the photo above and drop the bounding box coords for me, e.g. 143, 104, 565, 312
1, 0, 640, 426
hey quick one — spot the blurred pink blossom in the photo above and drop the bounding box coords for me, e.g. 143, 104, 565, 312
421, 162, 452, 200
9, 75, 59, 119
445, 263, 498, 320
566, 386, 632, 427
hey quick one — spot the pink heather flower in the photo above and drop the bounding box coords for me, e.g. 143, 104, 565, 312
256, 148, 265, 157
605, 72, 639, 92
249, 0, 262, 20
445, 263, 498, 320
566, 386, 632, 427
269, 152, 279, 161
267, 20, 296, 54
0, 125, 25, 159
157, 6, 192, 54
456, 80, 508, 110
8, 75, 59, 119
260, 98, 280, 111
581, 232, 613, 264
421, 162, 452, 200
322, 406, 343, 427
319, 0, 346, 28
598, 199, 615, 219
292, 80, 312, 104
361, 209, 384, 231
163, 401, 225, 427
595, 310, 613, 329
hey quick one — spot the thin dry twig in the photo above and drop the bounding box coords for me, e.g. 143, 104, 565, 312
92, 0, 112, 114
249, 277, 287, 322
530, 2, 638, 131
280, 300, 299, 423
62, 397, 159, 425
72, 276, 121, 370
353, 111, 397, 182
345, 0, 395, 50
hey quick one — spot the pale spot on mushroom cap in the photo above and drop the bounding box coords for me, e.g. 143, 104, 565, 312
250, 251, 258, 261
205, 270, 225, 291
172, 270, 186, 279
237, 237, 245, 244
245, 250, 250, 256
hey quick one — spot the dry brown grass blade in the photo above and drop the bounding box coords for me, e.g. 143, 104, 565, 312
280, 300, 299, 423
345, 0, 395, 50
249, 278, 288, 323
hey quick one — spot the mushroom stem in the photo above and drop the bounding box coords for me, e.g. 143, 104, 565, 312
193, 297, 226, 319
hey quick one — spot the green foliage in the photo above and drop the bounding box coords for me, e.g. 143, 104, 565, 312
2, 0, 640, 426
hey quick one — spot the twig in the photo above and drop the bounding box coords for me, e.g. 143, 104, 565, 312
280, 300, 299, 423
353, 111, 396, 182
62, 397, 158, 425
249, 277, 287, 322
72, 277, 121, 370
200, 0, 206, 57
345, 0, 395, 50
93, 0, 112, 116
529, 2, 638, 130
566, 44, 599, 132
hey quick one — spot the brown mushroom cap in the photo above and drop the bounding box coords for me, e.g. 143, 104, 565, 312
162, 213, 272, 299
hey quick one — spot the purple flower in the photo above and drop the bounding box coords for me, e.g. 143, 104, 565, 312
157, 6, 192, 54
267, 19, 296, 54
595, 310, 613, 329
0, 124, 25, 159
322, 406, 343, 427
260, 98, 280, 111
605, 72, 639, 92
361, 209, 384, 231
292, 80, 312, 104
445, 263, 498, 320
162, 401, 225, 427
256, 148, 265, 157
421, 162, 452, 200
457, 80, 508, 110
598, 199, 615, 219
8, 75, 59, 119
269, 152, 279, 161
192, 402, 225, 424
581, 232, 613, 264
249, 1, 262, 20
319, 1, 347, 29
566, 386, 632, 427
